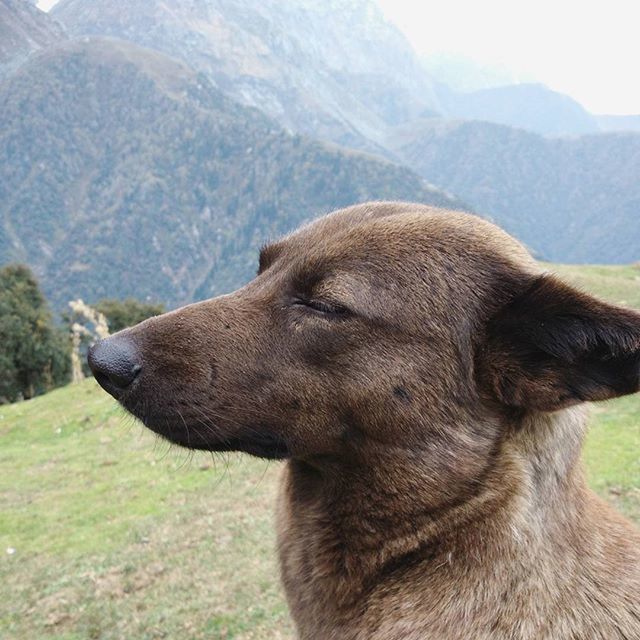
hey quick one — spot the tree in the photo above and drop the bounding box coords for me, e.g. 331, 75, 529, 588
0, 265, 71, 403
95, 298, 165, 334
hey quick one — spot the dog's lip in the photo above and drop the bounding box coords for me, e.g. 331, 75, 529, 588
120, 405, 291, 460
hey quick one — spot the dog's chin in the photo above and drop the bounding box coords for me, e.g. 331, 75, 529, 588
130, 412, 291, 460
208, 436, 291, 460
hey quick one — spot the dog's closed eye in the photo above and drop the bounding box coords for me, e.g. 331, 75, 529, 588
292, 296, 350, 317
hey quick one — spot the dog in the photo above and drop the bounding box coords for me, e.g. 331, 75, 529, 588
88, 202, 640, 639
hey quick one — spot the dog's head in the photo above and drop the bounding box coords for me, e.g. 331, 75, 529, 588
89, 203, 640, 482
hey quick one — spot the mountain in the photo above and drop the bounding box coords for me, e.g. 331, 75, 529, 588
596, 114, 640, 134
440, 83, 600, 136
7, 0, 639, 272
421, 53, 529, 93
51, 0, 442, 154
51, 0, 640, 142
0, 37, 462, 310
0, 0, 65, 79
421, 55, 640, 138
391, 118, 640, 263
52, 0, 640, 143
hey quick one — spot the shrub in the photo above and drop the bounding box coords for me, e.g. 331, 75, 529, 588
0, 264, 71, 403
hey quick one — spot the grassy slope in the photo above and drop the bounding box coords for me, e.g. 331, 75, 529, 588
1, 264, 639, 639
0, 382, 292, 639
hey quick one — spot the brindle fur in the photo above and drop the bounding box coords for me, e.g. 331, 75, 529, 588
95, 203, 640, 639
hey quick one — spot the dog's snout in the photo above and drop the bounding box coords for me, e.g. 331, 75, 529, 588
88, 337, 141, 396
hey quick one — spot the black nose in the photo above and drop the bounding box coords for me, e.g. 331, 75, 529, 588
88, 337, 141, 396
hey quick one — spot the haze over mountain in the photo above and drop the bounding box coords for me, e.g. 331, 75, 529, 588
51, 0, 640, 140
52, 0, 444, 154
596, 114, 640, 134
0, 0, 64, 79
421, 53, 526, 93
0, 36, 460, 309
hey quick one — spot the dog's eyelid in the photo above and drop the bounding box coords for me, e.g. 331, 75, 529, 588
289, 265, 357, 314
292, 295, 351, 316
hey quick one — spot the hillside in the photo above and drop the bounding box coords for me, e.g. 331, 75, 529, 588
391, 119, 640, 263
0, 37, 462, 310
51, 0, 442, 153
1, 263, 638, 639
0, 0, 65, 79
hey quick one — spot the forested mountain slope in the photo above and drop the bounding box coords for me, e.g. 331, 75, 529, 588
391, 119, 640, 263
0, 37, 462, 309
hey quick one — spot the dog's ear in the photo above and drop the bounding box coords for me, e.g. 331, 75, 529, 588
480, 274, 640, 411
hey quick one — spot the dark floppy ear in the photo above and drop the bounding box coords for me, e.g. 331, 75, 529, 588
480, 274, 640, 411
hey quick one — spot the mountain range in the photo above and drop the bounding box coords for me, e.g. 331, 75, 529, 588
0, 36, 460, 309
390, 118, 640, 263
0, 0, 639, 310
51, 0, 640, 140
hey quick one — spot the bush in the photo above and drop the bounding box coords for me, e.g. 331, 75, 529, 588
0, 264, 71, 403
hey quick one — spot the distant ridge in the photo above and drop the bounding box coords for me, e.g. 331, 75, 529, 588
0, 0, 65, 78
440, 83, 600, 136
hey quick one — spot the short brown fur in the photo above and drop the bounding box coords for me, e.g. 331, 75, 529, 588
93, 203, 640, 639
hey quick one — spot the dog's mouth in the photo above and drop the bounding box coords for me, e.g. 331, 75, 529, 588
119, 397, 291, 460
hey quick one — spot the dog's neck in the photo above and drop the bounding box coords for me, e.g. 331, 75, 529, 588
278, 406, 591, 614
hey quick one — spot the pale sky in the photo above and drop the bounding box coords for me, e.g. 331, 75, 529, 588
377, 0, 640, 115
39, 0, 640, 114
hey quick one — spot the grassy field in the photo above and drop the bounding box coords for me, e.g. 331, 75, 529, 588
1, 264, 639, 639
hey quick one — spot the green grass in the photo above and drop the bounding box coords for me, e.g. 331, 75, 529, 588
1, 264, 639, 639
544, 262, 640, 309
0, 383, 292, 639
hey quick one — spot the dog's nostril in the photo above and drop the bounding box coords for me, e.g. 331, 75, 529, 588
106, 363, 141, 389
88, 337, 142, 395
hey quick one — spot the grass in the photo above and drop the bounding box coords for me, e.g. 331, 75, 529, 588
0, 384, 292, 639
544, 262, 640, 309
1, 264, 639, 639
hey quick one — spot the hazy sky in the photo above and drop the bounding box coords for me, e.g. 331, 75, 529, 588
38, 0, 639, 114
377, 0, 639, 114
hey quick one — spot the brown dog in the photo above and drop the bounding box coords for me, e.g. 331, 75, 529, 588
88, 202, 640, 639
